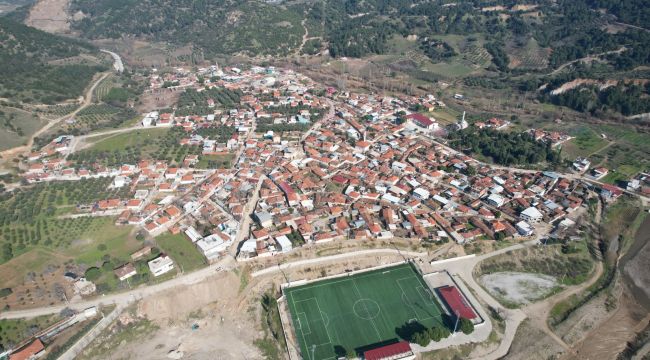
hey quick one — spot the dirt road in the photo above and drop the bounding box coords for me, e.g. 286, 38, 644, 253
0, 72, 110, 164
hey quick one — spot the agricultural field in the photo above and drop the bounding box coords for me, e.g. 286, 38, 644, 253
0, 177, 134, 264
557, 123, 648, 183
382, 34, 489, 80
426, 107, 462, 126
93, 74, 119, 102
69, 127, 194, 167
0, 314, 62, 349
507, 38, 550, 70
591, 125, 650, 184
0, 106, 46, 151
197, 154, 235, 169
561, 127, 610, 159
66, 104, 138, 134
88, 128, 168, 152
155, 233, 206, 273
39, 104, 78, 118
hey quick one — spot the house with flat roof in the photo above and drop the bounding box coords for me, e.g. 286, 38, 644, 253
520, 207, 543, 223
148, 255, 174, 277
275, 235, 292, 253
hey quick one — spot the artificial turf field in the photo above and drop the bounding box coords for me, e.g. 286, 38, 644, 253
284, 262, 445, 360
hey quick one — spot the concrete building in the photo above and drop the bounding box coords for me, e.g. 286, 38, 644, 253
275, 235, 293, 253
520, 206, 543, 223
148, 255, 174, 277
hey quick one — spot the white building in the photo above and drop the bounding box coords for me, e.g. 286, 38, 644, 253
148, 255, 175, 277
185, 226, 203, 243
573, 158, 591, 172
238, 239, 258, 259
275, 235, 292, 253
486, 193, 506, 208
515, 221, 534, 236
520, 206, 543, 223
413, 188, 430, 200
196, 234, 231, 261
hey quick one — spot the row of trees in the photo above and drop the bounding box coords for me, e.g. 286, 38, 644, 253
395, 316, 474, 347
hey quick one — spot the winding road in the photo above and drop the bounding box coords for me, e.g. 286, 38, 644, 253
0, 72, 110, 163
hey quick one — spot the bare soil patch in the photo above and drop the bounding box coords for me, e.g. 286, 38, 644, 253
504, 319, 564, 360
565, 291, 648, 360
25, 0, 71, 33
480, 272, 560, 306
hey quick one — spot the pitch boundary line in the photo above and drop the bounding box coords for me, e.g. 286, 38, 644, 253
351, 278, 382, 340
314, 298, 334, 345
396, 277, 435, 321
287, 264, 414, 294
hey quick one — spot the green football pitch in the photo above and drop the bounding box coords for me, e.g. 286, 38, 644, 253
284, 262, 445, 360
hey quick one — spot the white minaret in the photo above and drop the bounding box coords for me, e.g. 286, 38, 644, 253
459, 111, 468, 130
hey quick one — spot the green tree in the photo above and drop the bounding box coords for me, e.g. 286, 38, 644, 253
413, 331, 431, 346
459, 317, 474, 334
84, 267, 102, 281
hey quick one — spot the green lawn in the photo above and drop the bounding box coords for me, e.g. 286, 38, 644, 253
70, 218, 138, 265
427, 107, 462, 126
155, 233, 206, 273
89, 128, 169, 152
197, 154, 235, 169
284, 263, 445, 359
562, 127, 609, 159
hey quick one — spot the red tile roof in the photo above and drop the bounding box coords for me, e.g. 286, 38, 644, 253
438, 285, 477, 320
364, 341, 412, 360
10, 339, 44, 360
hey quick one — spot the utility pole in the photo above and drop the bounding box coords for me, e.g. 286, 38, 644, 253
452, 310, 460, 335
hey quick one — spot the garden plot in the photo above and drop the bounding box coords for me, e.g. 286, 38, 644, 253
479, 271, 560, 306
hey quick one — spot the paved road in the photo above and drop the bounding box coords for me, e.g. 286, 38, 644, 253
100, 49, 124, 73
56, 302, 128, 360
251, 248, 427, 277
0, 248, 421, 320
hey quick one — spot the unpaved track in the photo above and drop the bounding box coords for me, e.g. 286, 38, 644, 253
523, 261, 604, 353
0, 72, 110, 164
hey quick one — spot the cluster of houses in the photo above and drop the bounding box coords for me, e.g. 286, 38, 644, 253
527, 128, 572, 148
17, 64, 644, 274
232, 87, 598, 259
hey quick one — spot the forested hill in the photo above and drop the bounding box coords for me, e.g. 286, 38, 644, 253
69, 0, 305, 57
62, 0, 649, 63
0, 17, 106, 104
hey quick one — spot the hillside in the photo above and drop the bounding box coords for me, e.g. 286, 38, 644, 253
0, 16, 106, 104
68, 0, 305, 57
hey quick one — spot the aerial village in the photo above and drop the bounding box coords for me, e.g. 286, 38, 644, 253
17, 64, 648, 291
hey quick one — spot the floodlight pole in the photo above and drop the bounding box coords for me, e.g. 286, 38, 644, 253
311, 344, 316, 360
453, 310, 460, 335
